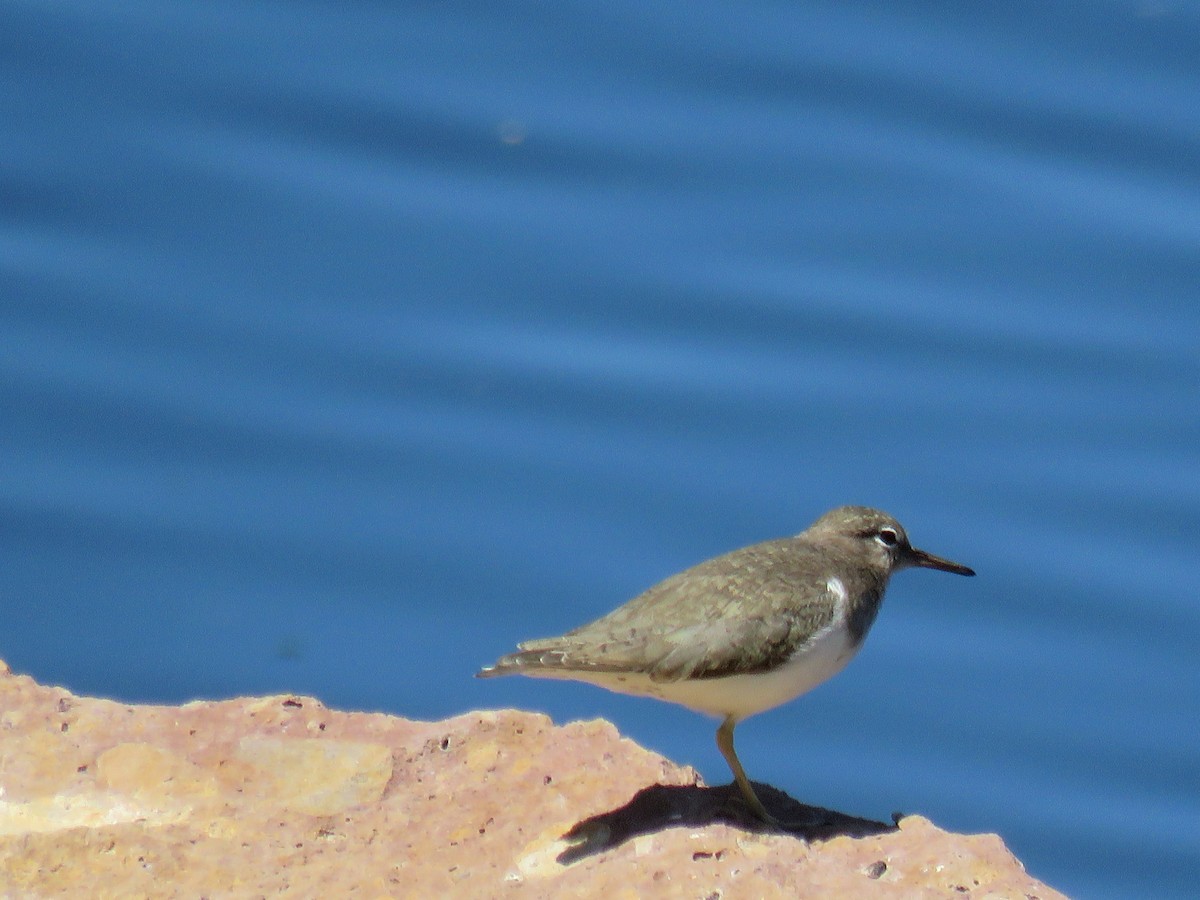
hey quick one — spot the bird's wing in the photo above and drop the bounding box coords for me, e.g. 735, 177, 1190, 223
491, 541, 840, 681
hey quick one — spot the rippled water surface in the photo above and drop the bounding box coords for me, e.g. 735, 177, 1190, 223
4, 3, 1198, 896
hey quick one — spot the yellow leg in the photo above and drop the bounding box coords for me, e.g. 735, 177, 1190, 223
716, 716, 785, 827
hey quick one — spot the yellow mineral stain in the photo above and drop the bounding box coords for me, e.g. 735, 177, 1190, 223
96, 743, 219, 806
514, 822, 578, 878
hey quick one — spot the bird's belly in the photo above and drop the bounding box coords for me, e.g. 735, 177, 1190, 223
570, 622, 861, 720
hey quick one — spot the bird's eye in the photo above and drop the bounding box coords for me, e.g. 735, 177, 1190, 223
877, 527, 899, 547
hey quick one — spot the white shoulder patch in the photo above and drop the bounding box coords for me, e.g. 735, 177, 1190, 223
826, 576, 848, 621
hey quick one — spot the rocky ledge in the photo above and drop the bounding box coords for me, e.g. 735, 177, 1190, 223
0, 659, 1063, 897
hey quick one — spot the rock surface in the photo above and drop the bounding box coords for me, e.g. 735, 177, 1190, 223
0, 659, 1065, 897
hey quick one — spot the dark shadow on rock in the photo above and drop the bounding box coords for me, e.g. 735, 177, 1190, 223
557, 781, 897, 865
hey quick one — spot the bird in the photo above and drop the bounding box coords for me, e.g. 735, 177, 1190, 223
477, 505, 975, 827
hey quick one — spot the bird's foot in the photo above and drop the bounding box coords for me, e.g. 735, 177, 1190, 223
726, 781, 830, 832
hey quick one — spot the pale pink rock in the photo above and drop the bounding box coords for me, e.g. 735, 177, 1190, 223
0, 660, 1066, 897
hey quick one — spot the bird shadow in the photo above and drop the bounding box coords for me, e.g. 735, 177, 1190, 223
556, 781, 897, 865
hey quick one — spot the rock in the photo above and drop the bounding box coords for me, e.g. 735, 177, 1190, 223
0, 660, 1066, 897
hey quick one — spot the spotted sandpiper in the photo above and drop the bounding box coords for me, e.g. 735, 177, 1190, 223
477, 506, 974, 827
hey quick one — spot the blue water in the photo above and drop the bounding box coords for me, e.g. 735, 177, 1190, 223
3, 2, 1198, 896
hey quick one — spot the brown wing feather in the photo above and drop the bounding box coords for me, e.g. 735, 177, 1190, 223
479, 538, 841, 681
